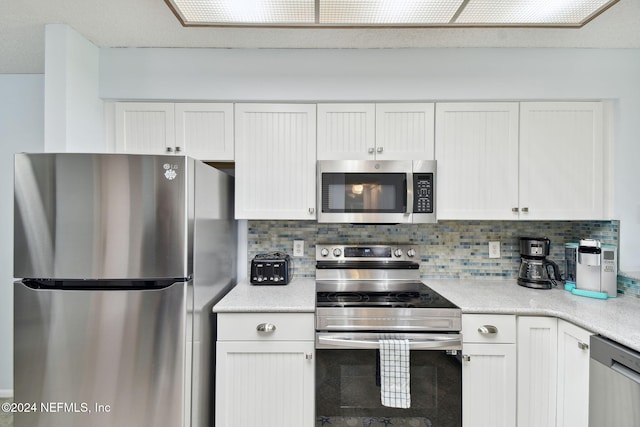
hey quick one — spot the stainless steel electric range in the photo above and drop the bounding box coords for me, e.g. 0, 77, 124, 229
315, 244, 462, 427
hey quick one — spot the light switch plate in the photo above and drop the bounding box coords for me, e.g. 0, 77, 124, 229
293, 240, 304, 257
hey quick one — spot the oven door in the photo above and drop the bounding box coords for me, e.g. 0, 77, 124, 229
315, 332, 462, 427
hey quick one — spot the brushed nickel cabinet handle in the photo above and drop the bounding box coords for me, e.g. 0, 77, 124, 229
368, 147, 375, 154
166, 147, 174, 153
512, 207, 519, 213
578, 342, 589, 350
478, 325, 498, 335
175, 146, 182, 153
256, 323, 276, 333
521, 207, 529, 213
377, 147, 384, 153
462, 355, 471, 362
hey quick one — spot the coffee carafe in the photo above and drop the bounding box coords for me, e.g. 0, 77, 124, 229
517, 237, 563, 289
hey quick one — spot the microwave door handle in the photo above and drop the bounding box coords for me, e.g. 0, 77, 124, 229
317, 335, 462, 350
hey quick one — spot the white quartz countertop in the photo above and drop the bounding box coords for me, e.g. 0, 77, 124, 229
213, 276, 640, 352
426, 279, 640, 353
213, 278, 316, 313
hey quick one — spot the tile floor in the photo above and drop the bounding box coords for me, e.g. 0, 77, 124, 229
0, 398, 12, 427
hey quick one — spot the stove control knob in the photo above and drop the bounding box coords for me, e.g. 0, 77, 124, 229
320, 248, 329, 257
333, 248, 342, 257
407, 248, 416, 257
394, 248, 403, 257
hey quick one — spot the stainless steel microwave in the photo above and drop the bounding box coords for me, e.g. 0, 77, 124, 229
317, 160, 437, 224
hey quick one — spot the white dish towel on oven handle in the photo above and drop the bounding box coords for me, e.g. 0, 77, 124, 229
379, 339, 411, 408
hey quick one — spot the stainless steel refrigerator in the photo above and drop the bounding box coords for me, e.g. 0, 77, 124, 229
13, 153, 236, 427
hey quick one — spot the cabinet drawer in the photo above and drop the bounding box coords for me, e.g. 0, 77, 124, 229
462, 314, 516, 344
218, 312, 315, 341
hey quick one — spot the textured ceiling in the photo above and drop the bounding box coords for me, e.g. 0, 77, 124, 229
1, 0, 639, 74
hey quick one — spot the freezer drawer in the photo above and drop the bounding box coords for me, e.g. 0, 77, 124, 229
14, 281, 189, 427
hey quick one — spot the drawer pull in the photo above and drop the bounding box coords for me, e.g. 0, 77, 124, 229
578, 342, 589, 350
256, 323, 276, 333
478, 325, 498, 335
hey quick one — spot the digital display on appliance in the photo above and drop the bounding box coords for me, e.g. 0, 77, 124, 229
344, 247, 392, 258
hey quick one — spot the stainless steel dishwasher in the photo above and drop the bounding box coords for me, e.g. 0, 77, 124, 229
589, 335, 640, 427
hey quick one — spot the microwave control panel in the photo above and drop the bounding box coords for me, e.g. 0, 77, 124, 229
413, 173, 434, 213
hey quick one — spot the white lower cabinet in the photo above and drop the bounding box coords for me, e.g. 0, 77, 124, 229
556, 320, 593, 427
216, 313, 315, 427
462, 314, 517, 427
517, 316, 593, 427
517, 316, 559, 427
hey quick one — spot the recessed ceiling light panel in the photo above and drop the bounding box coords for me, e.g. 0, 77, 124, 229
165, 0, 619, 27
455, 0, 614, 25
319, 0, 464, 24
169, 0, 316, 24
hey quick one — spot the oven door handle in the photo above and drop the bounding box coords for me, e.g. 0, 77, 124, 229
317, 334, 462, 350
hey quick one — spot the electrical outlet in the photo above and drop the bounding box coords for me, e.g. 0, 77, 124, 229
489, 241, 501, 259
293, 240, 304, 257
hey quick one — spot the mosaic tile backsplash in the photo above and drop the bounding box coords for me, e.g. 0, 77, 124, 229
247, 220, 636, 297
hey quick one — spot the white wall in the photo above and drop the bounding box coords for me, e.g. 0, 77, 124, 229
44, 24, 103, 153
0, 74, 44, 394
100, 47, 640, 271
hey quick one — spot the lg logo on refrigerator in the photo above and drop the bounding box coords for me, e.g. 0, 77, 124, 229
163, 163, 179, 180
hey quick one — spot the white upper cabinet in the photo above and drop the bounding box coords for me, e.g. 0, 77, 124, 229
376, 103, 435, 160
436, 101, 607, 220
436, 103, 520, 220
234, 103, 317, 220
519, 102, 604, 220
114, 102, 234, 161
175, 103, 234, 161
115, 102, 175, 155
317, 104, 375, 160
317, 103, 435, 160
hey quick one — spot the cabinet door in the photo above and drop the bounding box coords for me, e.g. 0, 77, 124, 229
216, 341, 315, 427
435, 103, 519, 219
520, 102, 604, 219
115, 102, 175, 154
317, 103, 375, 160
462, 343, 516, 427
175, 103, 234, 161
517, 316, 558, 427
557, 320, 593, 427
376, 103, 435, 160
234, 104, 317, 219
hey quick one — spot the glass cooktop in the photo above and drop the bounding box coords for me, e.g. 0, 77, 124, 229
316, 282, 458, 309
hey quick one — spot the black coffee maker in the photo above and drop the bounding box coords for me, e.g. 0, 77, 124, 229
517, 237, 563, 289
